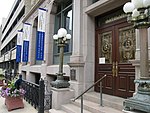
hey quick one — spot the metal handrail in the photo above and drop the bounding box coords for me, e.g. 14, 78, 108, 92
72, 74, 107, 113
73, 74, 106, 101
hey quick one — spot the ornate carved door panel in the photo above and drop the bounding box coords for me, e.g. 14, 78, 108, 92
95, 21, 135, 98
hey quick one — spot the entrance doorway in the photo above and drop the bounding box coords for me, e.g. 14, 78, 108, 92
95, 19, 135, 98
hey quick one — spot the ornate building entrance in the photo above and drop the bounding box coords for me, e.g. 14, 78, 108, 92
95, 17, 136, 98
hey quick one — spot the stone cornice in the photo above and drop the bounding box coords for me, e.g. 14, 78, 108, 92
68, 62, 85, 67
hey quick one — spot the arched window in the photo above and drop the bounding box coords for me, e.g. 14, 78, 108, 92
53, 0, 73, 64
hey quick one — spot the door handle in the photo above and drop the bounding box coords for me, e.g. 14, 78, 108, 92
115, 61, 118, 77
112, 62, 115, 77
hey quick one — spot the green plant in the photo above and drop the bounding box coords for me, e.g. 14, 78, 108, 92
0, 74, 4, 77
0, 80, 25, 98
0, 76, 4, 80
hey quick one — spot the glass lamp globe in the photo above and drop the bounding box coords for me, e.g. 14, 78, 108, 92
63, 37, 67, 41
66, 34, 71, 40
132, 9, 140, 17
143, 0, 150, 7
53, 34, 58, 40
132, 0, 144, 9
123, 2, 135, 13
145, 9, 148, 16
58, 28, 67, 37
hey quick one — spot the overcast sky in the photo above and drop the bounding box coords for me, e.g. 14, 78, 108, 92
0, 0, 15, 25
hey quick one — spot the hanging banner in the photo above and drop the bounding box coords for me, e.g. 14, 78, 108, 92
36, 8, 47, 60
22, 23, 31, 62
16, 30, 23, 62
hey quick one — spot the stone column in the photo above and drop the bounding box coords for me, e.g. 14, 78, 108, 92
41, 5, 55, 79
26, 72, 35, 82
139, 28, 149, 79
28, 20, 36, 65
68, 0, 84, 97
69, 0, 95, 97
43, 2, 56, 66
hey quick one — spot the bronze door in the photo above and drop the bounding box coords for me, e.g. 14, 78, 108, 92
95, 21, 135, 98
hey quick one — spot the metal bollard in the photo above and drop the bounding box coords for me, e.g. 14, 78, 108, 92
38, 78, 45, 113
100, 81, 103, 106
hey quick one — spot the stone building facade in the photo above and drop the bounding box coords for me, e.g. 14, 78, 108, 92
0, 0, 150, 111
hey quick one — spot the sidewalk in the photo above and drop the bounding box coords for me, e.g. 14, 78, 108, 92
0, 96, 38, 113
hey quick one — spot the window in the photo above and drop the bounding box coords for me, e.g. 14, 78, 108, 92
53, 0, 73, 64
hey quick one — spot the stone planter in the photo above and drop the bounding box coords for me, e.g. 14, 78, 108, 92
5, 96, 24, 111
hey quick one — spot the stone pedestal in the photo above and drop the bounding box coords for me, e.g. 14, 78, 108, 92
51, 87, 74, 110
69, 80, 84, 98
68, 62, 85, 97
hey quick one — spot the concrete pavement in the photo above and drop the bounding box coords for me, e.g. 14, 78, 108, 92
0, 96, 38, 113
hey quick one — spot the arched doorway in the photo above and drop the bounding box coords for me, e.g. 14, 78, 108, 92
95, 12, 136, 98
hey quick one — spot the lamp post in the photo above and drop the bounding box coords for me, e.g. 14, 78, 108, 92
50, 28, 71, 88
123, 0, 150, 112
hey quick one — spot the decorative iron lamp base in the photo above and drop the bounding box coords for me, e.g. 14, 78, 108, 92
123, 79, 150, 113
51, 76, 70, 88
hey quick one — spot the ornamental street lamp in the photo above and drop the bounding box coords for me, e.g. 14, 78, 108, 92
123, 0, 150, 112
50, 28, 71, 88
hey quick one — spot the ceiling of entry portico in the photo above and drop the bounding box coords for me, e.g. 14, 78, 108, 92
85, 0, 129, 17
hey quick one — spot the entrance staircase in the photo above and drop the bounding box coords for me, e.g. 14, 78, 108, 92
49, 91, 125, 113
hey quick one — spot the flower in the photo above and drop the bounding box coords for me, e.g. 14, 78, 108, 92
0, 80, 26, 98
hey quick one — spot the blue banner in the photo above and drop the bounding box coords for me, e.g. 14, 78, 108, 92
36, 8, 47, 60
16, 45, 22, 62
16, 30, 23, 62
22, 41, 29, 62
36, 31, 45, 60
39, 8, 47, 11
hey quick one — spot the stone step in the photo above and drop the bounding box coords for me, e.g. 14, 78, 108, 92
61, 103, 92, 113
72, 98, 123, 113
49, 109, 67, 113
49, 91, 126, 113
84, 92, 124, 111
123, 109, 148, 113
